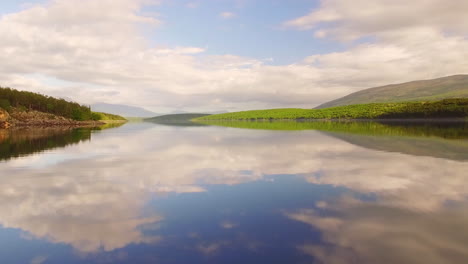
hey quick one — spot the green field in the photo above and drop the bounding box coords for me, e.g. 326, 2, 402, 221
195, 99, 468, 121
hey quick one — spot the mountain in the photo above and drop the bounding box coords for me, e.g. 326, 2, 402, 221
317, 74, 468, 108
145, 113, 210, 123
91, 103, 157, 117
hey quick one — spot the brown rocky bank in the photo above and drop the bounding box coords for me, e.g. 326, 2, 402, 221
0, 108, 104, 129
0, 108, 11, 128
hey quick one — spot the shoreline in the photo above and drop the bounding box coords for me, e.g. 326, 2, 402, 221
1, 119, 127, 129
196, 118, 468, 123
0, 106, 127, 129
1, 120, 106, 129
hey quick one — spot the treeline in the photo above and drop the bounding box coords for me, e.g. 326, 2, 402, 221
0, 87, 99, 121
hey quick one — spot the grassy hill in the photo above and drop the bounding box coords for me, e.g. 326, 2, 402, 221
145, 113, 210, 124
317, 74, 468, 108
195, 99, 468, 121
92, 112, 127, 121
0, 87, 125, 124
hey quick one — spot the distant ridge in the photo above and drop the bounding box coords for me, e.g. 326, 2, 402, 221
317, 75, 468, 108
91, 103, 157, 117
145, 113, 210, 123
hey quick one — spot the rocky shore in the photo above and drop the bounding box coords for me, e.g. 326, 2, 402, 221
0, 108, 105, 129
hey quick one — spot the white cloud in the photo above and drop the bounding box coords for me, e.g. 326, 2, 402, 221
154, 46, 205, 55
283, 0, 468, 41
219, 11, 236, 19
288, 202, 468, 264
0, 0, 466, 112
186, 2, 199, 8
30, 256, 47, 264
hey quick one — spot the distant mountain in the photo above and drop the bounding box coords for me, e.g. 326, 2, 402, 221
208, 110, 229, 114
317, 74, 468, 108
91, 103, 157, 117
168, 110, 228, 115
145, 113, 211, 123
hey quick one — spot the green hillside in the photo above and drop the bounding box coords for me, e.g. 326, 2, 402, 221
145, 113, 210, 123
92, 112, 127, 121
195, 99, 468, 121
317, 75, 468, 108
0, 86, 124, 121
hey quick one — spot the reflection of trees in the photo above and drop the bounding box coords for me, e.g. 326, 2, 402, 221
0, 122, 126, 161
0, 128, 91, 161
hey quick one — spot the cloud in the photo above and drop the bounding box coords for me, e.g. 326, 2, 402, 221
0, 0, 466, 112
186, 2, 199, 8
220, 221, 238, 229
30, 256, 47, 264
219, 11, 236, 19
287, 200, 468, 264
283, 0, 468, 40
154, 46, 205, 55
196, 241, 230, 255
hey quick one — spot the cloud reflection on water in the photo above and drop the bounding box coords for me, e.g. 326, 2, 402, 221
0, 124, 467, 261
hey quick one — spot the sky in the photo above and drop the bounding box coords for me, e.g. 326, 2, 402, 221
0, 0, 467, 112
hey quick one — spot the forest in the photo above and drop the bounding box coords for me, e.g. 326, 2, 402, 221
0, 87, 119, 121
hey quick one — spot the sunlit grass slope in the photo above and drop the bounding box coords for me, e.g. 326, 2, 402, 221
93, 112, 127, 121
195, 99, 468, 121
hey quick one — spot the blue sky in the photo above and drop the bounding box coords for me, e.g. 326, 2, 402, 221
0, 0, 466, 112
0, 0, 45, 12
149, 0, 343, 64
0, 0, 344, 65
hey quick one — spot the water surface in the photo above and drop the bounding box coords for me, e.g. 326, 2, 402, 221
1, 121, 468, 264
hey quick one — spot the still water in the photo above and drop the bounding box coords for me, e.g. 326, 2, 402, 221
1, 121, 468, 264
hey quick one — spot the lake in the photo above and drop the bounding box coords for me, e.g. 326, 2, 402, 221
1, 121, 468, 264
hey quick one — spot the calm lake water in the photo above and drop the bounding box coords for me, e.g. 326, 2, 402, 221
1, 121, 468, 264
